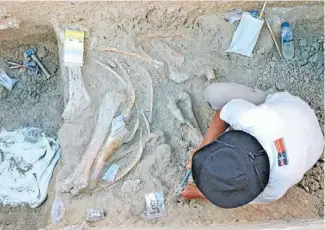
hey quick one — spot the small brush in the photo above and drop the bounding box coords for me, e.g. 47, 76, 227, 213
175, 169, 192, 198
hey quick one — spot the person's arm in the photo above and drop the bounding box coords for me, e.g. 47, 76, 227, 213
199, 109, 228, 147
187, 108, 228, 168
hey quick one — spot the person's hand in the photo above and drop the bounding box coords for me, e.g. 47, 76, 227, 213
180, 184, 206, 200
186, 147, 200, 169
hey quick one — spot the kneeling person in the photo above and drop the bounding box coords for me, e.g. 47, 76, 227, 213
181, 83, 324, 208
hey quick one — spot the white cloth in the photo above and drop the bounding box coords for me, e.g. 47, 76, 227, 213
226, 12, 264, 57
0, 128, 60, 208
220, 92, 324, 202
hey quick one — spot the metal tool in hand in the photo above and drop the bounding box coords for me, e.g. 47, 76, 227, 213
175, 169, 192, 198
24, 48, 51, 79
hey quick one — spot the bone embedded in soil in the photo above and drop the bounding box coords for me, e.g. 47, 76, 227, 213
0, 2, 323, 230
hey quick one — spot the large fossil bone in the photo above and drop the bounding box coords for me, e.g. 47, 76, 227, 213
87, 61, 139, 190
61, 91, 122, 195
150, 40, 189, 83
62, 67, 91, 121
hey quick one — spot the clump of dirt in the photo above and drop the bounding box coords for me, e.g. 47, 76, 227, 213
0, 31, 63, 229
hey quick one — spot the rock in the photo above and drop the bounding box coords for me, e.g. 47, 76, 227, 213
299, 39, 307, 47
300, 179, 306, 187
270, 61, 276, 68
315, 164, 323, 175
311, 42, 320, 50
289, 77, 295, 83
275, 82, 286, 90
304, 76, 310, 83
271, 56, 277, 61
205, 69, 216, 83
315, 175, 321, 182
301, 50, 310, 59
316, 190, 323, 198
308, 53, 320, 63
317, 161, 324, 171
299, 59, 308, 66
0, 86, 7, 99
309, 180, 320, 191
303, 185, 310, 193
309, 86, 316, 93
37, 46, 48, 59
312, 166, 319, 174
257, 48, 265, 56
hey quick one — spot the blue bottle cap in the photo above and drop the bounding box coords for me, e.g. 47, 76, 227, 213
250, 9, 259, 18
282, 22, 290, 27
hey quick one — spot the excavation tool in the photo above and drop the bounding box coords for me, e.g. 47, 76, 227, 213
266, 20, 283, 59
7, 61, 39, 74
7, 61, 27, 70
175, 169, 192, 199
24, 48, 51, 79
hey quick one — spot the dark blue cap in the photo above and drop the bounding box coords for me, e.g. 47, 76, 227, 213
192, 130, 270, 208
282, 21, 290, 27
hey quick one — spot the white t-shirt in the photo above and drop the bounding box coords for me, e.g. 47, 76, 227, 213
220, 92, 324, 203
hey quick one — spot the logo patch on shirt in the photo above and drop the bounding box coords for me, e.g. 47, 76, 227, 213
274, 138, 288, 166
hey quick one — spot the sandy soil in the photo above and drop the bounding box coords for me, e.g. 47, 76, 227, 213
0, 2, 323, 230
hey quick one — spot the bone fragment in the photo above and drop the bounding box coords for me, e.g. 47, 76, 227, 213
141, 70, 154, 123
168, 91, 203, 145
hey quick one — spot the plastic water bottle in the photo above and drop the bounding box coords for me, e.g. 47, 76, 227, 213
281, 22, 295, 60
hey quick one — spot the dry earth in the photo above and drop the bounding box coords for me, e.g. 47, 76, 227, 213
0, 2, 323, 230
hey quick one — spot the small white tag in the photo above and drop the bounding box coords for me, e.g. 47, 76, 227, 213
86, 208, 106, 222
51, 195, 65, 224
145, 192, 166, 219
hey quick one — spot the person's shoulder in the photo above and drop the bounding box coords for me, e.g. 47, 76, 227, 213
266, 92, 304, 104
220, 99, 258, 127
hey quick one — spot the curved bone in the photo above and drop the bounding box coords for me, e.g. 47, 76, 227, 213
115, 61, 136, 122
61, 92, 122, 195
125, 115, 140, 143
114, 128, 143, 183
150, 40, 189, 83
142, 112, 150, 134
142, 70, 154, 123
103, 48, 164, 67
94, 59, 127, 86
89, 128, 129, 189
89, 111, 139, 189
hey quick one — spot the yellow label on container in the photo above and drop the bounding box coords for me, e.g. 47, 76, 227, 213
64, 30, 85, 66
